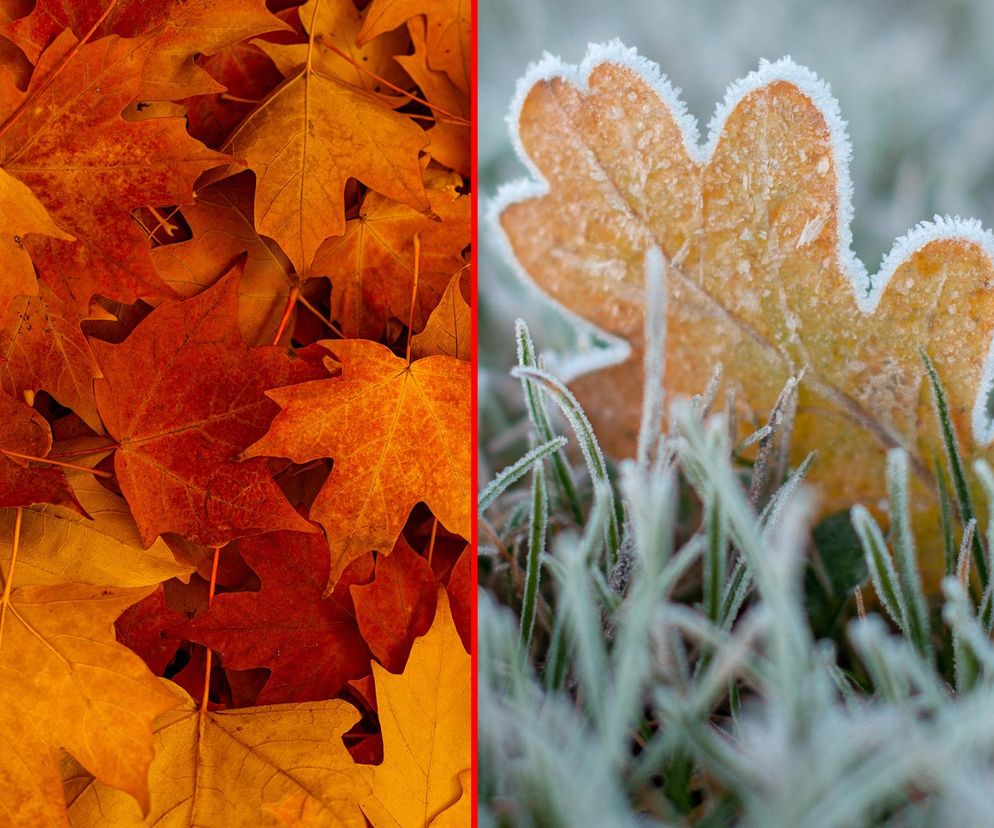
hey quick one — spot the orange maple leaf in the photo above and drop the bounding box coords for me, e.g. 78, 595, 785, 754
245, 339, 471, 590
497, 44, 994, 553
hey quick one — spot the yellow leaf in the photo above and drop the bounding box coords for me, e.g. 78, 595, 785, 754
0, 584, 178, 827
0, 468, 193, 589
411, 270, 470, 360
64, 684, 369, 827
361, 590, 470, 828
222, 36, 430, 275
498, 45, 994, 569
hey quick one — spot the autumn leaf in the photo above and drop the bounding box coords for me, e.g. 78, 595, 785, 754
1, 0, 288, 100
0, 393, 81, 512
151, 172, 293, 347
64, 683, 369, 827
352, 535, 437, 673
0, 30, 232, 313
361, 589, 470, 828
245, 339, 472, 589
445, 543, 471, 652
358, 0, 470, 94
395, 16, 470, 177
0, 467, 193, 588
0, 166, 72, 318
312, 166, 470, 339
498, 45, 994, 547
90, 263, 324, 547
0, 583, 178, 827
0, 282, 102, 431
218, 25, 431, 275
170, 529, 374, 703
115, 585, 188, 678
411, 270, 471, 360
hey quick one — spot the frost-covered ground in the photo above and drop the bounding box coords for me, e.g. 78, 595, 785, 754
480, 0, 994, 383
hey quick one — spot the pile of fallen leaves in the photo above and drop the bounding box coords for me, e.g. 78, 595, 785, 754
0, 0, 471, 825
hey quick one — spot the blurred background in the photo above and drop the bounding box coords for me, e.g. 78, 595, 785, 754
479, 0, 994, 475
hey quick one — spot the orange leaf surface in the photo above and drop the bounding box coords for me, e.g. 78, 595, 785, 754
360, 589, 470, 828
219, 32, 431, 275
0, 583, 178, 827
498, 45, 994, 547
91, 264, 323, 547
0, 31, 232, 313
411, 270, 470, 360
245, 340, 472, 589
312, 168, 470, 339
0, 282, 102, 431
358, 0, 469, 94
151, 173, 292, 347
0, 393, 81, 512
64, 683, 369, 827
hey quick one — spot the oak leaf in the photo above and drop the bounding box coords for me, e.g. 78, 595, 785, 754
312, 167, 470, 339
0, 31, 232, 313
411, 270, 471, 360
358, 0, 469, 94
245, 340, 472, 589
0, 583, 178, 827
351, 535, 437, 673
90, 263, 324, 547
498, 45, 994, 539
64, 683, 369, 827
361, 589, 470, 828
0, 393, 81, 512
218, 35, 431, 275
171, 529, 374, 703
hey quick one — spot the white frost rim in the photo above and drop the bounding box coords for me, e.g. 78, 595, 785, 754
488, 38, 994, 446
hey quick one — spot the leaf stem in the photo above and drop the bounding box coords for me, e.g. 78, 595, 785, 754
406, 233, 421, 365
426, 517, 438, 567
199, 545, 221, 718
271, 284, 301, 345
0, 508, 22, 653
1, 449, 112, 478
297, 294, 345, 338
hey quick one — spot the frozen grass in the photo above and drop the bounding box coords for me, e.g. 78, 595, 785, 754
479, 304, 994, 825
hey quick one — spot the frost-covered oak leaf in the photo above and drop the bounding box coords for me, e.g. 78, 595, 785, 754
497, 43, 994, 557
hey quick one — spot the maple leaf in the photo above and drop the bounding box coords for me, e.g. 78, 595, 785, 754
219, 31, 431, 275
64, 683, 370, 827
396, 17, 470, 177
0, 165, 72, 318
0, 466, 193, 588
115, 585, 188, 677
352, 535, 437, 673
0, 30, 233, 313
497, 44, 994, 538
170, 529, 374, 704
90, 263, 325, 547
358, 0, 470, 94
0, 281, 102, 431
311, 165, 470, 339
151, 173, 293, 346
361, 589, 470, 828
292, 0, 413, 96
0, 392, 81, 512
411, 270, 471, 360
0, 583, 178, 827
2, 0, 288, 100
445, 543, 471, 652
245, 339, 472, 589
